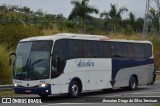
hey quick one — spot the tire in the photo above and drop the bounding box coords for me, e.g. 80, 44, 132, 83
129, 76, 138, 90
151, 74, 156, 85
68, 81, 80, 97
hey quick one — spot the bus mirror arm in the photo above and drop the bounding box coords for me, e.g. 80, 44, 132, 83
9, 52, 16, 66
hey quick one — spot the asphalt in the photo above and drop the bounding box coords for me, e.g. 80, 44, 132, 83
1, 80, 160, 106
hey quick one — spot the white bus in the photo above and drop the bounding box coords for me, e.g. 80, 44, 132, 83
9, 33, 155, 98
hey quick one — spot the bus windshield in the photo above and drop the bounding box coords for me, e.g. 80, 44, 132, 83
14, 41, 53, 80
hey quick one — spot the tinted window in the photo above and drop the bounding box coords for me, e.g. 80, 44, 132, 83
14, 41, 53, 80
69, 40, 83, 58
145, 44, 152, 57
83, 41, 98, 58
31, 41, 52, 51
53, 39, 68, 60
52, 39, 68, 78
123, 43, 135, 57
111, 42, 124, 57
98, 42, 111, 58
135, 43, 145, 58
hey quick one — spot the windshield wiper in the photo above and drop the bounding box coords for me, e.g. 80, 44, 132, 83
31, 59, 44, 68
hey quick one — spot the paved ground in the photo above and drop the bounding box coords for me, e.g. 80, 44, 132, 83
1, 80, 160, 106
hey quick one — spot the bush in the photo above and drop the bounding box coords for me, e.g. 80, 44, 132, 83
151, 38, 160, 70
0, 45, 12, 84
58, 21, 78, 33
85, 25, 101, 35
0, 25, 42, 49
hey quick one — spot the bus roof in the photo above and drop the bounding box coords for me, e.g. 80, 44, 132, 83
20, 33, 108, 41
20, 33, 152, 44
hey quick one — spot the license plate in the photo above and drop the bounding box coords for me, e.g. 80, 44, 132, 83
25, 90, 31, 93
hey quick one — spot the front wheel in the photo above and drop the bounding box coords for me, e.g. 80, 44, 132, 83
68, 81, 80, 97
129, 76, 138, 90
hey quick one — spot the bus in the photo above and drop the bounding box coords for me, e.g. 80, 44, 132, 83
9, 33, 156, 98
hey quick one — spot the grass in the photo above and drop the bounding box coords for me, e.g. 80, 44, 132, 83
108, 33, 142, 40
0, 90, 20, 97
154, 104, 160, 106
42, 27, 60, 35
156, 75, 160, 80
0, 89, 36, 97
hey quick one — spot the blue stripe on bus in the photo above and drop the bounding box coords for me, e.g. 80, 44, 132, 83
111, 58, 154, 86
13, 84, 51, 95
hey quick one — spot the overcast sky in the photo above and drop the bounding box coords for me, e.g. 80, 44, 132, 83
0, 0, 146, 19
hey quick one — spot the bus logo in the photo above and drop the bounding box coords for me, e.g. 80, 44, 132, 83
75, 59, 94, 67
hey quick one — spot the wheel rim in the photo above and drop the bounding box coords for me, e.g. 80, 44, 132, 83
131, 79, 136, 89
72, 84, 79, 96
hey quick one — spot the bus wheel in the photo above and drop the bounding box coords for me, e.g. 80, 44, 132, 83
150, 74, 156, 85
39, 94, 48, 99
68, 81, 80, 97
129, 76, 138, 90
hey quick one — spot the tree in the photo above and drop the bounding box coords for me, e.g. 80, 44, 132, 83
147, 8, 159, 33
100, 4, 128, 32
22, 6, 30, 14
129, 12, 136, 32
136, 18, 144, 32
68, 0, 99, 26
35, 9, 43, 16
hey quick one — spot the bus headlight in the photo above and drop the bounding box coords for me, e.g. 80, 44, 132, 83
13, 83, 19, 87
39, 83, 49, 87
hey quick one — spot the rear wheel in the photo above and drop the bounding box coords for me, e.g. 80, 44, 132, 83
129, 76, 138, 90
151, 73, 156, 85
68, 81, 80, 97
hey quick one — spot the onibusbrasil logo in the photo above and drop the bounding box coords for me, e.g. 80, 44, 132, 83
2, 98, 42, 103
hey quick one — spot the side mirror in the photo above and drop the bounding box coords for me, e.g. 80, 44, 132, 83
9, 53, 16, 66
52, 55, 60, 67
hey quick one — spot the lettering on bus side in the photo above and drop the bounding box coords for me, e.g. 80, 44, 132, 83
40, 80, 45, 83
15, 80, 22, 84
75, 59, 94, 67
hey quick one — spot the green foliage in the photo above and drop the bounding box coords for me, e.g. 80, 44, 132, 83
0, 25, 42, 49
58, 21, 79, 33
119, 27, 134, 35
100, 4, 128, 32
150, 38, 160, 70
0, 24, 42, 84
68, 0, 99, 26
85, 25, 101, 35
0, 45, 12, 84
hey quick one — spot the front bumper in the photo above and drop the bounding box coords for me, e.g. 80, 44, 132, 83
13, 85, 51, 95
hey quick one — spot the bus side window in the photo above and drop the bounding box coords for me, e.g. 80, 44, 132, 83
52, 39, 68, 78
111, 42, 124, 58
123, 43, 135, 58
98, 42, 111, 58
135, 43, 145, 58
83, 41, 98, 58
69, 40, 83, 59
145, 44, 152, 58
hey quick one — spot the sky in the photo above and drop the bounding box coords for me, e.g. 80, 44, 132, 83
0, 0, 147, 19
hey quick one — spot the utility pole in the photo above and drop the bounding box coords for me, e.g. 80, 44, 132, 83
143, 0, 160, 39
